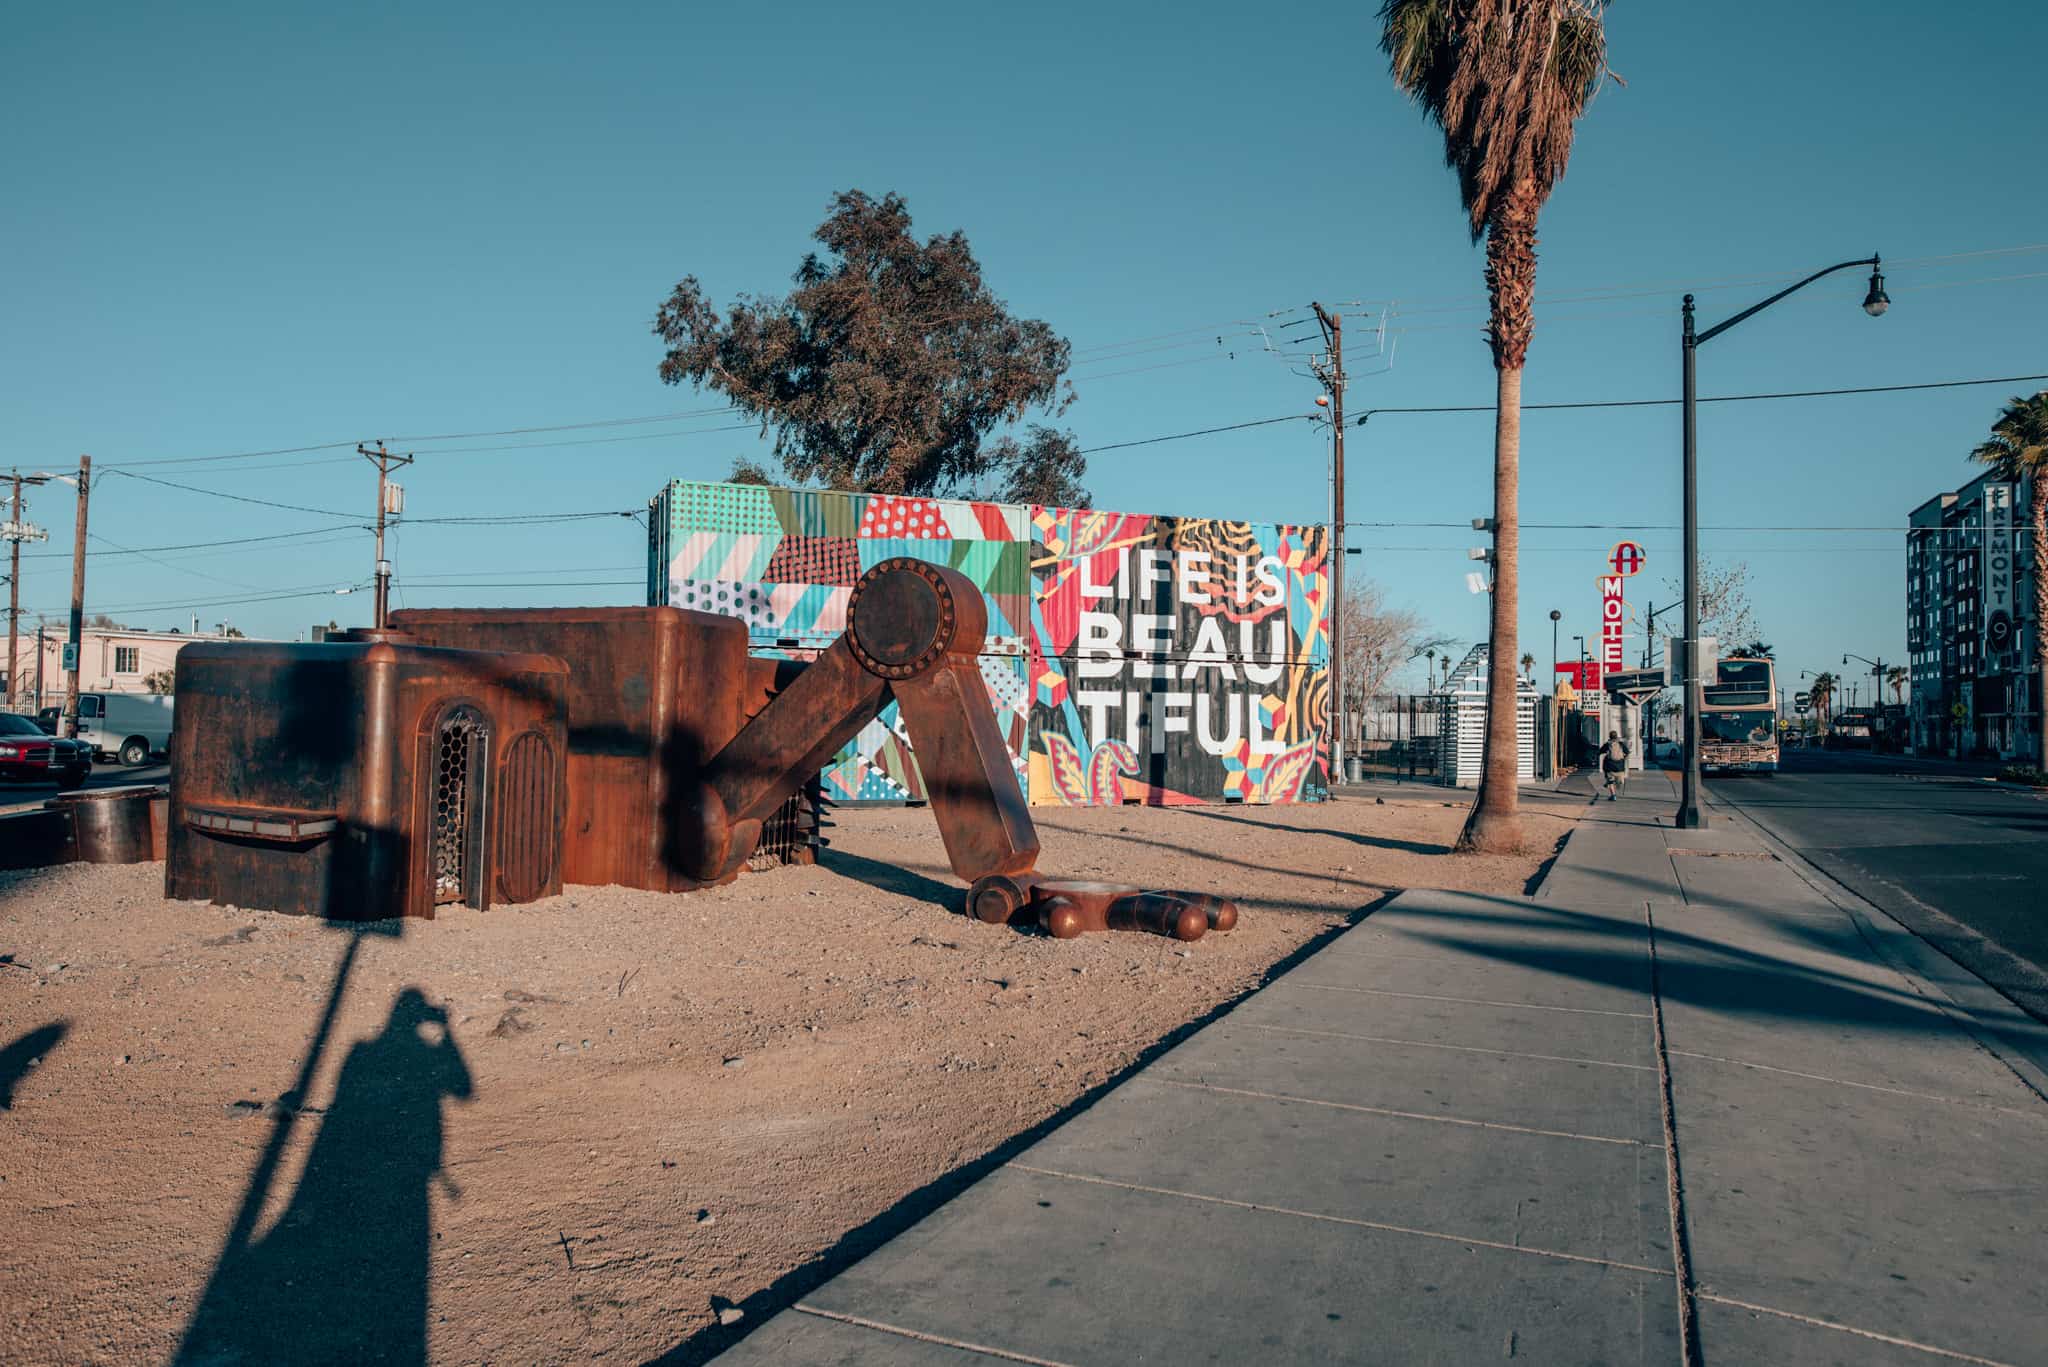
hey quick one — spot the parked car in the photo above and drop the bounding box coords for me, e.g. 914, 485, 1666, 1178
71, 692, 175, 766
0, 712, 92, 788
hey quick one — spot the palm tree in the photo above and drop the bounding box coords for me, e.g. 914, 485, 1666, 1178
1519, 651, 1536, 679
1808, 671, 1835, 735
1381, 0, 1613, 852
1885, 664, 1907, 706
1969, 391, 2048, 766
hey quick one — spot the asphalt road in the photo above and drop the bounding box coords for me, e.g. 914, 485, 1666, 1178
0, 759, 169, 814
1707, 748, 2048, 1020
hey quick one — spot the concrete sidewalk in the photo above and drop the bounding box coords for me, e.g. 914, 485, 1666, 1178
716, 771, 2048, 1366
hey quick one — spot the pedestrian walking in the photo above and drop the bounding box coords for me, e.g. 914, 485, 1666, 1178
1600, 729, 1630, 800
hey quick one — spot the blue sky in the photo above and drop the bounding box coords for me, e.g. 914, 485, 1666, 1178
6, 0, 2044, 698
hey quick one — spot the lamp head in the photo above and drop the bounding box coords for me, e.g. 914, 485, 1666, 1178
1549, 609, 1561, 622
1862, 257, 1888, 317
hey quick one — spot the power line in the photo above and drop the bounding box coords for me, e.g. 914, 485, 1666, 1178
107, 468, 360, 517
391, 580, 642, 590
89, 584, 369, 616
100, 405, 749, 470
1079, 414, 1313, 454
89, 531, 261, 593
1355, 372, 2048, 423
1345, 521, 2001, 534
18, 523, 365, 563
394, 422, 759, 457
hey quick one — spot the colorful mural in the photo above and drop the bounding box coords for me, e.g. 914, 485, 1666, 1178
1028, 506, 1331, 805
648, 481, 1330, 805
650, 480, 1029, 802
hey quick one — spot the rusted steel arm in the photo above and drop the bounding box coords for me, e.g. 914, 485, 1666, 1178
688, 556, 1235, 942
687, 558, 1040, 886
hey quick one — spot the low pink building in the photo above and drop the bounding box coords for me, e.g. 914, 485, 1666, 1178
9, 627, 248, 708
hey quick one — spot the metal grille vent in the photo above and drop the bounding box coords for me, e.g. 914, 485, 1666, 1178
748, 779, 825, 871
433, 707, 488, 905
496, 730, 558, 903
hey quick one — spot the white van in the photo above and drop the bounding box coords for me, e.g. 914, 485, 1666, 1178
73, 692, 175, 766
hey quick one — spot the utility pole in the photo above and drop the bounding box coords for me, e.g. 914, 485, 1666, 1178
1312, 302, 1346, 783
358, 442, 413, 630
5, 472, 19, 706
63, 456, 90, 737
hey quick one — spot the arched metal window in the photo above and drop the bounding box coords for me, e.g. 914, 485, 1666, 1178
431, 704, 490, 907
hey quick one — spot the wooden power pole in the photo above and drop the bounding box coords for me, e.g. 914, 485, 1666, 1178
4, 471, 40, 707
1312, 302, 1346, 781
62, 456, 90, 736
358, 442, 413, 629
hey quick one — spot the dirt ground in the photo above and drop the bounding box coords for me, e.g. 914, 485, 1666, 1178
0, 794, 1574, 1366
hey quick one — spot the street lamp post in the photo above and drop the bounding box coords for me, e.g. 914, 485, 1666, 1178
1549, 609, 1561, 692
1677, 255, 1888, 829
1844, 652, 1886, 745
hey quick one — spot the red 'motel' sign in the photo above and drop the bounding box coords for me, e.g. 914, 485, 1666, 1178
1599, 575, 1626, 670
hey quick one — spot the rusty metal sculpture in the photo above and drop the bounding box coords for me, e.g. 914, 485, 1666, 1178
170, 559, 1236, 939
666, 557, 1238, 940
167, 635, 570, 920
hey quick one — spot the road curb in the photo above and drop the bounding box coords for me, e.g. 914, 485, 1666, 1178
1707, 792, 2048, 1106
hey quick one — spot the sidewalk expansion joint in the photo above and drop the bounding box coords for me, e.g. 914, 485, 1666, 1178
1694, 1293, 2019, 1367
1666, 1049, 2048, 1121
1646, 901, 1703, 1367
789, 1305, 1079, 1367
1290, 983, 1650, 1019
1242, 1022, 1655, 1071
1008, 1163, 1671, 1277
1146, 1076, 1657, 1147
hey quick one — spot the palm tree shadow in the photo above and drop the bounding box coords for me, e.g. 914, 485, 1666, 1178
175, 966, 473, 1366
0, 1021, 69, 1110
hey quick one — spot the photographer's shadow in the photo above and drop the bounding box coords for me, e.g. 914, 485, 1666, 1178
177, 986, 473, 1366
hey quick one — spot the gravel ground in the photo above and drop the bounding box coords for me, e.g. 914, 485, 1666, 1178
0, 794, 1573, 1365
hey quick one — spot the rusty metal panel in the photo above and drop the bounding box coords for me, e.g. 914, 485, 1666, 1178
166, 635, 568, 920
390, 606, 746, 893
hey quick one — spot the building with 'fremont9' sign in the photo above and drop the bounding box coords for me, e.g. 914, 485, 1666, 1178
648, 480, 1331, 806
1906, 470, 2039, 758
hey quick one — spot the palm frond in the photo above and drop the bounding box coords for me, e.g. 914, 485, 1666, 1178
1377, 0, 1614, 239
1969, 391, 2048, 480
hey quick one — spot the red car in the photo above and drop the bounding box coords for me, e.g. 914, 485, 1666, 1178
0, 712, 92, 788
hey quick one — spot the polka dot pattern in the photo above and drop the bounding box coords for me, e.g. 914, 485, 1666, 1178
670, 578, 777, 629
858, 496, 946, 539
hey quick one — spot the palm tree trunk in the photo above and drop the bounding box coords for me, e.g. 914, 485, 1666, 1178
1460, 184, 1537, 854
2034, 479, 2048, 769
1460, 362, 1526, 852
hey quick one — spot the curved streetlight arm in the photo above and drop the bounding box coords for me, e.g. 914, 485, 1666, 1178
1842, 652, 1882, 671
1695, 257, 1881, 346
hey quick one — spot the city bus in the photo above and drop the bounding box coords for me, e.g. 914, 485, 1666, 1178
1700, 656, 1779, 773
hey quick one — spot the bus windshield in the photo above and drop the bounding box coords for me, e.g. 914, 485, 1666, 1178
1702, 711, 1775, 745
1704, 658, 1773, 706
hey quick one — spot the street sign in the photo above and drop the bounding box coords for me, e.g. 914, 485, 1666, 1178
1606, 540, 1646, 578
1667, 635, 1718, 685
1794, 691, 1811, 708
1604, 666, 1671, 699
62, 642, 79, 672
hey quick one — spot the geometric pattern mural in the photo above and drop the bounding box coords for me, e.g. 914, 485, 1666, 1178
650, 479, 1328, 805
